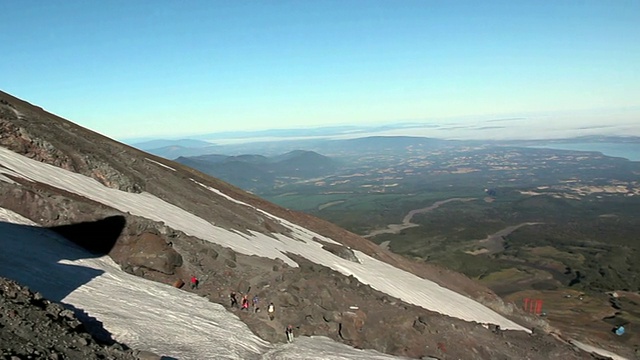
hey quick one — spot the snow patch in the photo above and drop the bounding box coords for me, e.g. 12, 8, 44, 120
0, 173, 18, 184
570, 340, 629, 360
0, 207, 37, 225
0, 164, 33, 183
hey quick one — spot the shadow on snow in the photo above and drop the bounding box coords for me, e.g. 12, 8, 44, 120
0, 215, 126, 345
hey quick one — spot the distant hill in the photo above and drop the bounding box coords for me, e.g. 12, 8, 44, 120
176, 150, 338, 191
270, 150, 337, 175
228, 154, 270, 165
129, 139, 226, 159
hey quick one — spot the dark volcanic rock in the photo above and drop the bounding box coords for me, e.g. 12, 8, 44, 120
338, 310, 366, 341
0, 117, 141, 193
124, 232, 183, 275
321, 242, 360, 263
0, 276, 158, 360
412, 315, 429, 333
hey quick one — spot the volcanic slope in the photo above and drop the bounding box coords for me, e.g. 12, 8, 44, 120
0, 91, 617, 359
0, 207, 405, 360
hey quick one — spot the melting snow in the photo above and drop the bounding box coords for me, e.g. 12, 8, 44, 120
0, 207, 407, 360
0, 173, 17, 184
570, 340, 629, 360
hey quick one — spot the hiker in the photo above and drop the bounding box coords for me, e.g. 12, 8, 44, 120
190, 276, 199, 289
230, 292, 238, 308
252, 295, 260, 313
267, 302, 275, 320
241, 295, 249, 311
285, 325, 294, 343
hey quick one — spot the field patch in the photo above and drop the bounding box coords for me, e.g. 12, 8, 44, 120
526, 246, 586, 264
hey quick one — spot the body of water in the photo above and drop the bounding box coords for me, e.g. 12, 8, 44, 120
530, 142, 640, 161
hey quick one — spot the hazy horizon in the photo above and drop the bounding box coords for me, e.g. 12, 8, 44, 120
2, 1, 639, 140
123, 106, 640, 144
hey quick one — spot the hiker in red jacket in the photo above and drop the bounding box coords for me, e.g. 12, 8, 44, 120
190, 276, 199, 289
241, 295, 249, 310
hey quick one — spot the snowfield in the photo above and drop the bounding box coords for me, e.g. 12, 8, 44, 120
0, 207, 407, 359
0, 146, 529, 333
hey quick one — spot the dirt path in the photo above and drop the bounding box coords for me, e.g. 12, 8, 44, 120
364, 197, 476, 238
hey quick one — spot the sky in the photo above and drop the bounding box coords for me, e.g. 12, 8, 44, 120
1, 1, 639, 140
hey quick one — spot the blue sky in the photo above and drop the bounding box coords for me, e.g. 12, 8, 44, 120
1, 1, 639, 140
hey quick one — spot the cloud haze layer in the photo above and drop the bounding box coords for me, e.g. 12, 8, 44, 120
1, 1, 639, 139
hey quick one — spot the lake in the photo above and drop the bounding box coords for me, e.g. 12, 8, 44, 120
529, 142, 640, 161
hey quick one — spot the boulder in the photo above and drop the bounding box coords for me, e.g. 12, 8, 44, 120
126, 232, 182, 275
250, 321, 279, 342
413, 316, 428, 333
316, 287, 334, 310
321, 243, 360, 263
323, 311, 341, 323
339, 310, 366, 341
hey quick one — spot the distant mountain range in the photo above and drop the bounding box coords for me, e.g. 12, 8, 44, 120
176, 150, 338, 191
136, 135, 460, 159
135, 133, 640, 164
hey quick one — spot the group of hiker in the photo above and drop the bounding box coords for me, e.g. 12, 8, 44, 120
229, 290, 293, 341
187, 276, 294, 342
229, 291, 276, 320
